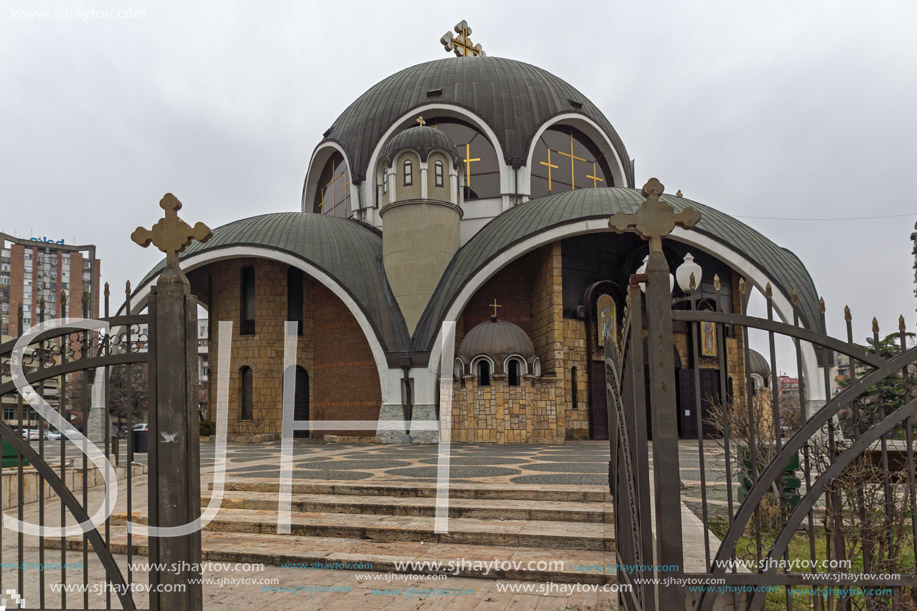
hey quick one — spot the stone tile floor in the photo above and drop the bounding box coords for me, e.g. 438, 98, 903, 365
1, 440, 732, 609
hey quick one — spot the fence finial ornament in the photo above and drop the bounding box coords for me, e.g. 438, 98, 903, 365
608, 178, 701, 252
132, 193, 212, 267
900, 315, 906, 332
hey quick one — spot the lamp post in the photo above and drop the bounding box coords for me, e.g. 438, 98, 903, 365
675, 252, 702, 294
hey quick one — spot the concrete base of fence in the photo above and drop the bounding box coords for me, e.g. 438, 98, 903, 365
0, 462, 147, 510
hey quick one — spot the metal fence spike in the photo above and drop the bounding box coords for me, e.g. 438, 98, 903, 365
791, 289, 798, 305
765, 283, 772, 299
689, 272, 696, 291
104, 281, 110, 297
819, 297, 826, 314
713, 274, 721, 291
873, 317, 880, 334
739, 277, 746, 294
126, 279, 131, 294
900, 315, 906, 332
844, 305, 852, 321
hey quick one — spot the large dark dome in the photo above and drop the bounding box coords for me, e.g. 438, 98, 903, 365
321, 56, 633, 185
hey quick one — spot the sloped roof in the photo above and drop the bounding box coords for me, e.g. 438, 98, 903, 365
136, 212, 411, 354
412, 187, 823, 351
320, 56, 634, 185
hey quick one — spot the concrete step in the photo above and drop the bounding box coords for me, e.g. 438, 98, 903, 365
49, 530, 616, 584
211, 479, 608, 503
112, 508, 614, 551
200, 490, 608, 522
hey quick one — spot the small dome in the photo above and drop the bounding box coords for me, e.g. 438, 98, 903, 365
459, 317, 536, 364
748, 349, 771, 379
381, 125, 462, 168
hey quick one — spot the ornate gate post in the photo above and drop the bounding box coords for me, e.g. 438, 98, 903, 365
609, 178, 701, 609
133, 194, 212, 611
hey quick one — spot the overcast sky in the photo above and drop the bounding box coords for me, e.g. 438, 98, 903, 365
2, 0, 915, 355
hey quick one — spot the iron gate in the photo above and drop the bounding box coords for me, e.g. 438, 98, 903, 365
607, 179, 917, 610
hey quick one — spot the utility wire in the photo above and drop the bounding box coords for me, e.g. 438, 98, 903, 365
736, 213, 916, 221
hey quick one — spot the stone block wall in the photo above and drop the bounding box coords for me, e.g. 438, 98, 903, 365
451, 375, 562, 443
561, 319, 590, 439
207, 258, 348, 442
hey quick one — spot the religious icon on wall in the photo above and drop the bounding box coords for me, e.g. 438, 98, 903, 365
700, 321, 717, 357
597, 294, 617, 347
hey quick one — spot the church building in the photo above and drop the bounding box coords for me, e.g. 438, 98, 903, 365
133, 22, 824, 443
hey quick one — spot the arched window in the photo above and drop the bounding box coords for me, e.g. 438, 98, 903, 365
434, 160, 444, 187
239, 366, 253, 420
477, 360, 491, 387
241, 266, 255, 335
422, 117, 500, 200
382, 168, 388, 194
507, 359, 520, 387
403, 159, 413, 186
530, 125, 613, 198
287, 267, 303, 336
571, 366, 578, 409
312, 152, 351, 217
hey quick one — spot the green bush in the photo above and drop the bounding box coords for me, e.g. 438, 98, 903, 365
199, 420, 215, 437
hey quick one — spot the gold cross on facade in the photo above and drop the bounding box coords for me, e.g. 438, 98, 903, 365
131, 193, 212, 266
490, 299, 501, 317
457, 143, 480, 187
556, 134, 586, 190
440, 20, 485, 57
586, 162, 604, 188
540, 149, 559, 191
607, 178, 701, 252
324, 162, 344, 215
416, 116, 426, 126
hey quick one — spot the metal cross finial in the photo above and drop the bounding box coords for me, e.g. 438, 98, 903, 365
131, 193, 212, 267
416, 116, 426, 126
441, 20, 485, 57
608, 178, 701, 252
490, 299, 501, 318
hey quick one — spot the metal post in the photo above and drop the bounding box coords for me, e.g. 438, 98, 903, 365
644, 249, 685, 607
147, 266, 203, 611
133, 194, 212, 611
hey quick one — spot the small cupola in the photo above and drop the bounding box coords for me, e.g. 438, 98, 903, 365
378, 118, 463, 208
455, 315, 541, 386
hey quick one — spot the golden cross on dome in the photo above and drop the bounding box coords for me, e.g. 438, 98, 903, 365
608, 178, 701, 252
540, 149, 558, 191
457, 143, 480, 187
586, 162, 604, 188
556, 134, 586, 190
490, 299, 502, 318
416, 116, 426, 126
441, 20, 485, 57
131, 193, 212, 267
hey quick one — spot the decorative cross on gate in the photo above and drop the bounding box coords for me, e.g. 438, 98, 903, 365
608, 178, 701, 252
131, 193, 212, 266
441, 20, 485, 57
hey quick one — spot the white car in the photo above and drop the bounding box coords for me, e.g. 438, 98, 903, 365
44, 429, 62, 441
21, 429, 40, 441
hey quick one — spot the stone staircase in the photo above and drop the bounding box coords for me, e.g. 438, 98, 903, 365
94, 479, 616, 584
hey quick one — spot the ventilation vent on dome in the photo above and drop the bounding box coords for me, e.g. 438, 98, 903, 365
568, 98, 583, 109
426, 88, 443, 98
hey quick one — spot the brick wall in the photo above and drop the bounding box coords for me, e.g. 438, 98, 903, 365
207, 258, 326, 442
312, 283, 381, 439
561, 319, 590, 438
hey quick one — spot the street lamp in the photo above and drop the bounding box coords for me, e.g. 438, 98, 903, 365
675, 252, 703, 293
636, 255, 675, 294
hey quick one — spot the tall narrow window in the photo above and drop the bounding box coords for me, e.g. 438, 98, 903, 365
403, 160, 413, 186
382, 168, 388, 194
508, 359, 520, 387
287, 266, 303, 336
241, 266, 255, 335
240, 366, 253, 420
434, 160, 444, 187
477, 360, 490, 387
571, 366, 578, 409
293, 366, 309, 438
